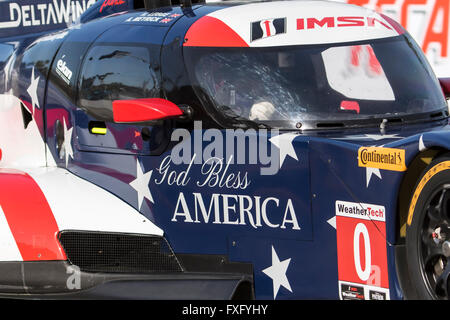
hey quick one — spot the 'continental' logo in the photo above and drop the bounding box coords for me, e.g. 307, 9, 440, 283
358, 147, 406, 172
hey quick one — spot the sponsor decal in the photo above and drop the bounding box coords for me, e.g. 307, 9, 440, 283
0, 0, 96, 30
335, 200, 390, 300
55, 55, 73, 85
185, 3, 399, 47
339, 281, 390, 300
358, 146, 406, 172
296, 16, 392, 31
99, 0, 125, 13
340, 283, 365, 300
335, 200, 385, 222
369, 289, 387, 300
251, 18, 286, 42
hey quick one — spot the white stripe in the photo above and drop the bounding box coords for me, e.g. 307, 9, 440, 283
208, 1, 398, 47
0, 94, 46, 168
27, 167, 163, 236
0, 206, 22, 261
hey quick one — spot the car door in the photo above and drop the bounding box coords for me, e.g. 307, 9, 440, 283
74, 25, 170, 157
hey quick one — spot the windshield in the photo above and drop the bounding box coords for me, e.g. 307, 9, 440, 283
184, 35, 447, 130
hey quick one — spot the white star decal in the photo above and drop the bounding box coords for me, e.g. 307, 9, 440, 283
63, 118, 73, 167
419, 135, 427, 151
363, 144, 384, 188
26, 67, 40, 115
129, 159, 154, 210
269, 133, 299, 169
363, 134, 403, 141
335, 134, 403, 141
327, 216, 336, 229
366, 167, 382, 187
262, 246, 292, 299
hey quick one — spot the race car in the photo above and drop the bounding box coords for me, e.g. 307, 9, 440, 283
0, 0, 450, 300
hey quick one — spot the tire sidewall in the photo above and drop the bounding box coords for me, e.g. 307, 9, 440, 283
406, 157, 450, 299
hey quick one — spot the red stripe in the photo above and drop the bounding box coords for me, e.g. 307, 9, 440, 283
0, 169, 66, 261
183, 16, 249, 47
263, 21, 272, 37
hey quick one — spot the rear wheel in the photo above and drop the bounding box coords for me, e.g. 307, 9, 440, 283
406, 157, 450, 299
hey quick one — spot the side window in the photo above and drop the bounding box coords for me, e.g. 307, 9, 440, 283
0, 43, 14, 67
78, 45, 160, 121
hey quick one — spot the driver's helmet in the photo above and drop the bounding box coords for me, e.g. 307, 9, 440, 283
218, 77, 265, 114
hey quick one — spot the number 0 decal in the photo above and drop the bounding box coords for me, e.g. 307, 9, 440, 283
335, 201, 390, 300
353, 223, 371, 281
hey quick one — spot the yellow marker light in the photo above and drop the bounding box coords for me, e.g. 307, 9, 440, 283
91, 127, 107, 135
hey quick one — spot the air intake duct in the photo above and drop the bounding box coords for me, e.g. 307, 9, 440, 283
58, 231, 182, 274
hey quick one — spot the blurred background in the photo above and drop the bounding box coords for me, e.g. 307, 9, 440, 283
322, 0, 450, 78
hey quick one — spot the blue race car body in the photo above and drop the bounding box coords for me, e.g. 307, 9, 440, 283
0, 0, 450, 300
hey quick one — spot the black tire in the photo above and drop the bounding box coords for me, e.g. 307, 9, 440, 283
406, 156, 450, 299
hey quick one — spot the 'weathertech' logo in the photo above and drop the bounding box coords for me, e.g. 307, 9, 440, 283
358, 146, 406, 172
335, 200, 385, 222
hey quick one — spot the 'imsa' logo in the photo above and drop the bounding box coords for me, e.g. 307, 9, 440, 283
251, 18, 286, 42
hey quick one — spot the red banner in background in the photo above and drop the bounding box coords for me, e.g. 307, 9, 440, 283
339, 0, 450, 76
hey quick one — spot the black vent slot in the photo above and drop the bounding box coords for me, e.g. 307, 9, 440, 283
316, 122, 345, 128
143, 0, 172, 9
430, 111, 445, 118
58, 231, 182, 274
386, 118, 402, 123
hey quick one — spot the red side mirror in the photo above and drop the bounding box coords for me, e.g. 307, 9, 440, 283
112, 98, 183, 123
340, 100, 360, 114
439, 78, 450, 99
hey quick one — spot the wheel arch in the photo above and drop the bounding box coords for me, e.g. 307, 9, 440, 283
395, 146, 449, 299
397, 147, 449, 242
